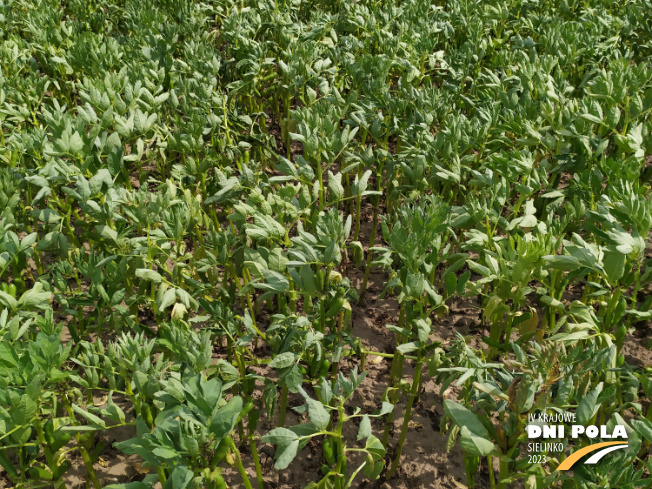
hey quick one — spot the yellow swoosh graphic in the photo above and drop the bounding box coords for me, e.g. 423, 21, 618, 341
557, 441, 628, 471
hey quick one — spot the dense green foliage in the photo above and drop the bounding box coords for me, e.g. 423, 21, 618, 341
1, 0, 651, 488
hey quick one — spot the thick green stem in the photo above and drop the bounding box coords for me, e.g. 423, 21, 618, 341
354, 194, 362, 241
284, 94, 291, 159
317, 158, 325, 210
250, 438, 264, 489
360, 203, 379, 303
464, 456, 477, 489
227, 437, 254, 489
278, 385, 289, 427
497, 457, 510, 489
488, 455, 496, 489
386, 353, 422, 478
382, 306, 406, 445
331, 310, 345, 381
157, 468, 168, 485
289, 281, 296, 313
381, 355, 399, 446
334, 403, 346, 489
242, 268, 266, 340
79, 445, 101, 489
319, 294, 327, 334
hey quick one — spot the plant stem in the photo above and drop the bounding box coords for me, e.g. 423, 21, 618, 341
488, 455, 496, 489
361, 349, 418, 361
497, 456, 509, 489
381, 351, 400, 446
250, 438, 264, 489
317, 158, 324, 210
331, 310, 344, 380
79, 445, 101, 489
334, 403, 346, 489
386, 352, 422, 478
319, 293, 327, 334
354, 192, 362, 241
382, 305, 406, 446
360, 202, 379, 303
157, 468, 168, 485
278, 384, 289, 427
227, 437, 254, 489
464, 456, 477, 489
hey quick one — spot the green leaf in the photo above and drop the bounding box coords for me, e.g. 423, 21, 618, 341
61, 425, 104, 432
305, 398, 330, 431
460, 426, 495, 456
96, 225, 118, 244
280, 364, 303, 392
254, 270, 289, 293
246, 215, 286, 241
20, 233, 38, 249
209, 397, 243, 440
472, 382, 509, 401
163, 466, 193, 489
152, 447, 179, 460
443, 400, 488, 438
90, 170, 113, 194
299, 266, 317, 295
352, 170, 372, 197
289, 422, 319, 438
547, 330, 591, 343
328, 171, 344, 201
106, 395, 126, 424
104, 483, 151, 489
364, 452, 385, 479
0, 342, 19, 367
11, 396, 37, 425
274, 157, 299, 180
72, 404, 106, 428
445, 273, 457, 296
631, 419, 652, 444
540, 295, 565, 311
262, 427, 299, 446
364, 435, 386, 459
603, 251, 625, 283
377, 402, 394, 416
268, 247, 288, 272
357, 415, 371, 441
270, 352, 296, 369
0, 291, 18, 311
107, 146, 124, 176
626, 310, 652, 320
69, 131, 84, 153
273, 439, 299, 470
18, 284, 52, 309
36, 232, 63, 251
158, 288, 177, 311
396, 342, 421, 354
31, 209, 61, 224
543, 255, 580, 271
135, 269, 163, 283
577, 383, 603, 425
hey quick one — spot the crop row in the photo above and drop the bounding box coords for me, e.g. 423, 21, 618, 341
0, 0, 651, 488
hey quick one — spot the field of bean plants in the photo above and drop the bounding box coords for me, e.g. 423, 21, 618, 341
1, 0, 652, 488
